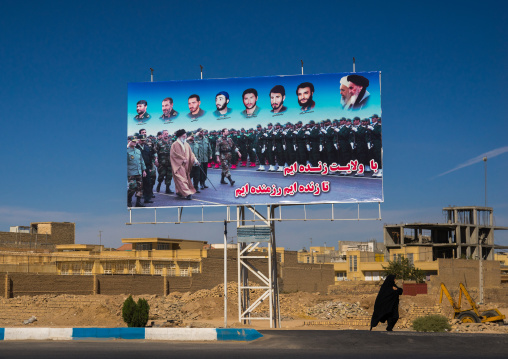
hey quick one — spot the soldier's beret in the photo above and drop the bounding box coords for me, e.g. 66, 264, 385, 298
267, 123, 273, 126
186, 131, 193, 137
370, 114, 379, 119
249, 128, 254, 131
138, 134, 147, 141
196, 127, 202, 132
296, 121, 303, 125
309, 120, 316, 125
275, 122, 281, 126
353, 117, 361, 121
285, 122, 292, 126
175, 129, 186, 137
340, 117, 347, 121
346, 118, 352, 123
362, 118, 370, 123
347, 74, 369, 88
241, 128, 245, 131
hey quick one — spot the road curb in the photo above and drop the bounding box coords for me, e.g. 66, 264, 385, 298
0, 327, 262, 341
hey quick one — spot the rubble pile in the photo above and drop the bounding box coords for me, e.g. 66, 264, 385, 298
306, 301, 370, 320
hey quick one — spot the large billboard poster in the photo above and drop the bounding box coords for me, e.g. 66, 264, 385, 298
127, 72, 382, 208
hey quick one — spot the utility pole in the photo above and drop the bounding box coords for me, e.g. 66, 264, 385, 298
98, 231, 103, 251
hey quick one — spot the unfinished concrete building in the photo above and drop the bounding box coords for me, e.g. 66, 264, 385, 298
384, 206, 507, 261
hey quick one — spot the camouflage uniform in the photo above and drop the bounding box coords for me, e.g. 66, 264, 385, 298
127, 146, 146, 207
154, 137, 173, 193
216, 135, 237, 186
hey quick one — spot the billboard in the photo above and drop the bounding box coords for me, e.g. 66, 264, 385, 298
127, 72, 382, 208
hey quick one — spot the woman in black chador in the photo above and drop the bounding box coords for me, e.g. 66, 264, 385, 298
370, 274, 403, 331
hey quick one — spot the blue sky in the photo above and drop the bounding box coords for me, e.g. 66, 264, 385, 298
1, 0, 507, 249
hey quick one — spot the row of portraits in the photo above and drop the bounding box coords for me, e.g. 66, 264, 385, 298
132, 74, 373, 125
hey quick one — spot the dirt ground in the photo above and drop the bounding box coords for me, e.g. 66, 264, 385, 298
1, 281, 506, 334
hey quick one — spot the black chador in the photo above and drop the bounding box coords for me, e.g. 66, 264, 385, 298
370, 275, 403, 331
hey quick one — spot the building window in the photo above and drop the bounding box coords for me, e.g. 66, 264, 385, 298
61, 264, 70, 275
191, 263, 200, 274
83, 263, 93, 275
136, 243, 152, 251
180, 268, 189, 277
142, 262, 151, 274
128, 263, 136, 274
157, 243, 170, 250
349, 255, 357, 272
335, 272, 346, 281
407, 253, 414, 265
154, 264, 163, 275
72, 263, 81, 275
104, 263, 112, 274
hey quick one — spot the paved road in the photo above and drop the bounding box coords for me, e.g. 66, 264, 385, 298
147, 166, 383, 207
1, 330, 506, 359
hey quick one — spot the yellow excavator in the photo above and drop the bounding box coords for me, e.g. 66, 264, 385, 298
439, 282, 505, 324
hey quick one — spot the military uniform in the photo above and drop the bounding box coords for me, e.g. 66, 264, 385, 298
308, 125, 321, 167
196, 134, 212, 188
188, 139, 201, 192
283, 126, 297, 167
246, 130, 257, 167
216, 135, 237, 185
295, 125, 308, 166
127, 146, 146, 207
237, 130, 248, 167
273, 125, 285, 171
134, 112, 151, 124
265, 126, 276, 171
154, 138, 174, 193
229, 131, 239, 169
323, 124, 337, 166
137, 139, 156, 203
159, 109, 179, 123
352, 123, 369, 176
255, 128, 267, 171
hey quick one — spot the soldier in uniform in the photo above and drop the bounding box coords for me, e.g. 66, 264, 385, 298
336, 118, 353, 175
230, 129, 239, 169
273, 123, 285, 171
187, 133, 201, 193
160, 97, 178, 123
295, 121, 307, 166
323, 119, 337, 167
351, 117, 369, 177
307, 120, 321, 167
136, 134, 156, 204
195, 128, 212, 189
255, 124, 267, 171
370, 115, 382, 178
216, 128, 241, 186
238, 128, 248, 167
283, 122, 297, 167
246, 128, 257, 167
134, 100, 151, 124
209, 130, 219, 169
154, 129, 174, 193
127, 135, 146, 207
265, 123, 276, 171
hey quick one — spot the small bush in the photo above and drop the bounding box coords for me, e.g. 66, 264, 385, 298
412, 315, 451, 332
122, 296, 150, 327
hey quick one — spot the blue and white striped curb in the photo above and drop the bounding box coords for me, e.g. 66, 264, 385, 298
0, 328, 262, 341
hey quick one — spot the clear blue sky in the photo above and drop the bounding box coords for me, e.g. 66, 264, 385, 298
1, 0, 507, 249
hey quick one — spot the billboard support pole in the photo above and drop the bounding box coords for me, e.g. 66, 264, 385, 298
200, 65, 203, 80
150, 68, 154, 82
301, 60, 304, 75
224, 220, 227, 328
353, 57, 356, 72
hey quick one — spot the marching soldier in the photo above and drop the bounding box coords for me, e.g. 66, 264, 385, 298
195, 129, 212, 189
216, 128, 241, 186
370, 115, 382, 178
283, 122, 297, 167
336, 118, 353, 175
154, 130, 174, 193
246, 128, 257, 167
230, 129, 239, 169
265, 123, 277, 171
295, 121, 308, 166
273, 122, 285, 172
307, 120, 321, 167
238, 128, 248, 167
323, 119, 337, 167
136, 134, 156, 204
255, 124, 267, 171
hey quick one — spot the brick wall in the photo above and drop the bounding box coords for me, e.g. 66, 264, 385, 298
0, 222, 75, 251
1, 249, 335, 297
430, 259, 501, 290
97, 275, 165, 296
6, 273, 93, 297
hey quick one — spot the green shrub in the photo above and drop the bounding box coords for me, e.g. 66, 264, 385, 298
122, 296, 150, 327
122, 295, 136, 327
412, 315, 451, 332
